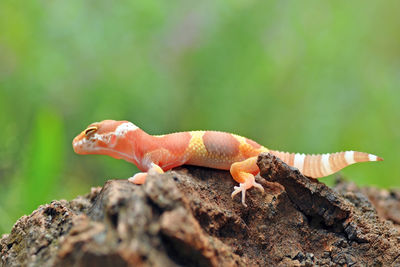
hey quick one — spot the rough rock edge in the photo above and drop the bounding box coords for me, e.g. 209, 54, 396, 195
1, 153, 399, 266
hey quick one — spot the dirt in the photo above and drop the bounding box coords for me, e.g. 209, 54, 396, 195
1, 152, 400, 266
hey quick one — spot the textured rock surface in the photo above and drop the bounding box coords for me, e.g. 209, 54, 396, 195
1, 153, 400, 266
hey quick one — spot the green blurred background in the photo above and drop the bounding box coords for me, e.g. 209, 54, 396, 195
0, 0, 399, 234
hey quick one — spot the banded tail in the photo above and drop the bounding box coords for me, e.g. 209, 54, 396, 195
269, 150, 383, 178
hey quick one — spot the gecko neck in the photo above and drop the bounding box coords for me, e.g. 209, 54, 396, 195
125, 129, 162, 170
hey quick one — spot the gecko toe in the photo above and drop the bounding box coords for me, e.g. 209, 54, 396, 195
253, 181, 264, 193
231, 183, 248, 207
231, 186, 242, 198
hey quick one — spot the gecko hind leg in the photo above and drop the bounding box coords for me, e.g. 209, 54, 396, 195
230, 157, 264, 207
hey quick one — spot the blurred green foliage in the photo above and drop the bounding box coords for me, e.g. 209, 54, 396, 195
0, 0, 399, 235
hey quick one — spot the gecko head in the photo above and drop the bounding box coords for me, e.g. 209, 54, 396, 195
72, 120, 139, 159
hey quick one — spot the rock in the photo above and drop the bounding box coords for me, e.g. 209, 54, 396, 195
1, 153, 400, 266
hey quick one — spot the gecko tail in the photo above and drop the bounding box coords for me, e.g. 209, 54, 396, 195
268, 150, 383, 178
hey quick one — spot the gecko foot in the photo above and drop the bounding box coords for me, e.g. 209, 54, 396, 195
128, 172, 147, 184
231, 174, 264, 207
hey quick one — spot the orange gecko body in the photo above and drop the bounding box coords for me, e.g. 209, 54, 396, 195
73, 120, 383, 206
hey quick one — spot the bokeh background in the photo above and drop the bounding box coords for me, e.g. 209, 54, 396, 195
1, 0, 399, 235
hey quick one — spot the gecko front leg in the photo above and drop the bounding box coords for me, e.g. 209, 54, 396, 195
128, 162, 164, 184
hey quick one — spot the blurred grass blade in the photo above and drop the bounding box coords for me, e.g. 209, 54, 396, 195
21, 107, 65, 212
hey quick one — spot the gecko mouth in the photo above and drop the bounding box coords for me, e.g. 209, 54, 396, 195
73, 139, 85, 154
72, 134, 92, 154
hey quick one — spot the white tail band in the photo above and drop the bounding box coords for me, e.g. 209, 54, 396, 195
321, 153, 333, 175
293, 153, 305, 172
344, 151, 355, 164
368, 154, 377, 161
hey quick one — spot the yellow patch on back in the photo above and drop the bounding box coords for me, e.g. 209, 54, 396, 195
185, 131, 268, 170
185, 131, 233, 169
187, 131, 208, 158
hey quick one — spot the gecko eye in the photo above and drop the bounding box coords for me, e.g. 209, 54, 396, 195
84, 126, 98, 136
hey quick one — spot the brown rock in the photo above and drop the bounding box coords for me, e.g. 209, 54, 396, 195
1, 153, 400, 266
